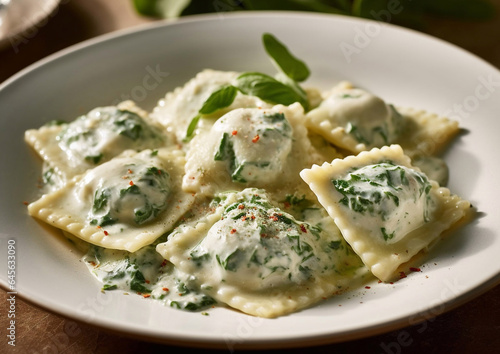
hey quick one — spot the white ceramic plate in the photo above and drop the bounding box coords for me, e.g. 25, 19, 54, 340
0, 0, 60, 49
1, 12, 499, 349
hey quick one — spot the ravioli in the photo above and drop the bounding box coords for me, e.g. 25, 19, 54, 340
24, 101, 168, 181
300, 145, 471, 281
306, 82, 403, 153
24, 60, 472, 318
84, 241, 217, 311
28, 148, 194, 252
394, 106, 460, 159
150, 69, 272, 142
182, 103, 321, 199
306, 82, 460, 159
156, 189, 367, 318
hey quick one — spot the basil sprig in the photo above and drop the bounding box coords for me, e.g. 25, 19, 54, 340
184, 33, 311, 140
184, 85, 238, 140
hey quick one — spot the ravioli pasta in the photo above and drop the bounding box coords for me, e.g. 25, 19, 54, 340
25, 101, 168, 180
156, 189, 366, 317
26, 59, 472, 317
300, 145, 471, 281
28, 148, 195, 252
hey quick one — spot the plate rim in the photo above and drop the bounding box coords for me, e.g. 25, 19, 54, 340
1, 10, 500, 349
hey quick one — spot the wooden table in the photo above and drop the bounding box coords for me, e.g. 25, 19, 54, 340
1, 0, 500, 352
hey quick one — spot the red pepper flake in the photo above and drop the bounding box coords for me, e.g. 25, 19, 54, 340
96, 225, 102, 229
365, 286, 371, 289
145, 280, 150, 284
129, 181, 134, 186
390, 282, 394, 284
160, 259, 168, 267
230, 229, 237, 234
252, 135, 260, 143
231, 130, 238, 136
103, 230, 109, 236
162, 287, 169, 292
238, 204, 245, 209
409, 267, 421, 272
143, 294, 151, 298
89, 261, 96, 267
283, 201, 291, 208
378, 280, 382, 283
250, 215, 256, 220
127, 169, 133, 174
300, 224, 307, 233
241, 216, 247, 221
322, 297, 327, 300
399, 271, 407, 279
23, 201, 29, 206
157, 169, 162, 175
270, 214, 279, 221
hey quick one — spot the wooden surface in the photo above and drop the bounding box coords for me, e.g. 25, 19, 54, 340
1, 0, 500, 352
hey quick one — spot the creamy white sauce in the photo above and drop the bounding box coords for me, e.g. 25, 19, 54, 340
83, 243, 216, 311
411, 155, 449, 186
307, 87, 402, 149
25, 66, 465, 317
57, 107, 164, 168
211, 108, 293, 184
76, 156, 172, 227
333, 162, 435, 244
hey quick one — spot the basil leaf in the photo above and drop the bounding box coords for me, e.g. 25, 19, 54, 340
262, 33, 310, 82
199, 85, 238, 115
184, 85, 238, 141
235, 72, 307, 108
184, 114, 201, 141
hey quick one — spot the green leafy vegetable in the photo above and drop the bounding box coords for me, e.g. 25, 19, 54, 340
235, 72, 308, 109
102, 284, 118, 291
199, 85, 238, 115
214, 132, 247, 183
42, 168, 55, 185
262, 33, 310, 82
85, 153, 103, 165
184, 85, 238, 140
114, 111, 144, 141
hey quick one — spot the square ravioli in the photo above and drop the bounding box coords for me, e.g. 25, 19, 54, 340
156, 189, 368, 318
150, 69, 271, 143
305, 82, 459, 157
300, 145, 472, 281
24, 101, 168, 181
28, 148, 194, 252
182, 103, 324, 199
